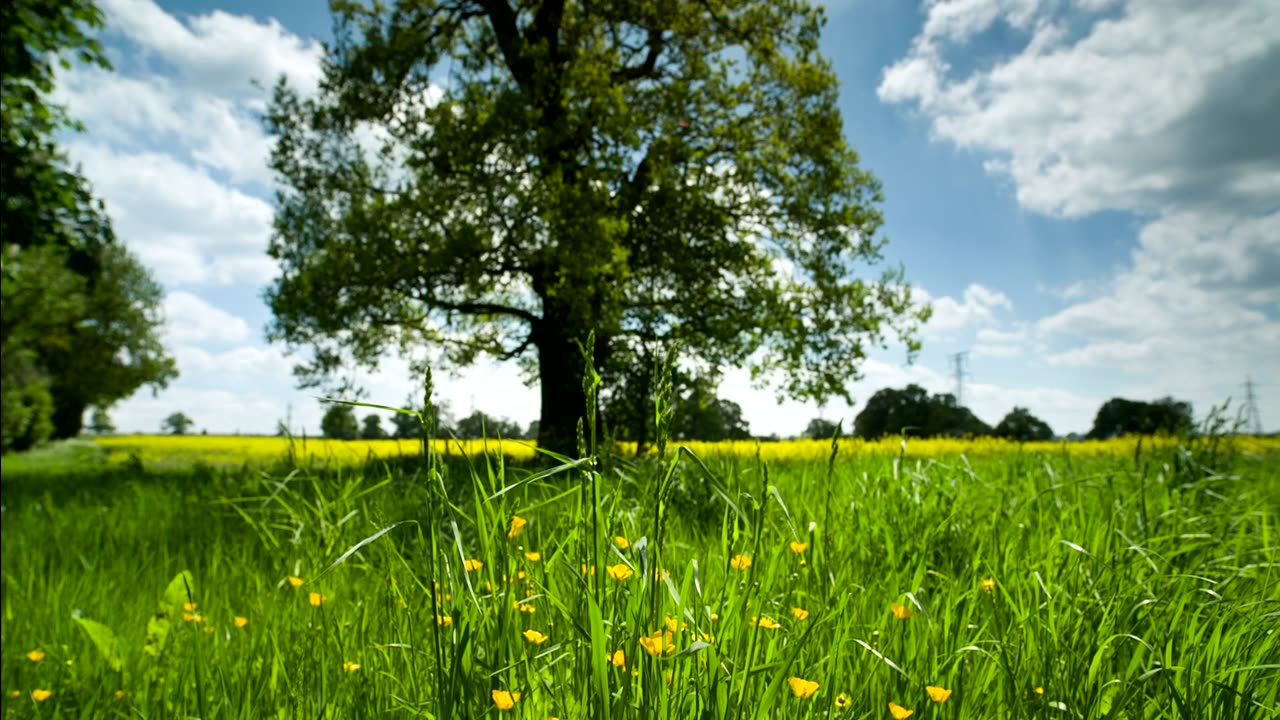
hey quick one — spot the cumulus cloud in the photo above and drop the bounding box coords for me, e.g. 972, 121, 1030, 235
163, 292, 250, 344
881, 0, 1280, 424
917, 284, 1014, 334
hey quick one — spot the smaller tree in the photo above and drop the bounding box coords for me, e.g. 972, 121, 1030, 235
994, 407, 1053, 442
88, 407, 115, 435
454, 410, 522, 440
162, 412, 194, 436
320, 403, 359, 440
524, 420, 540, 441
389, 395, 453, 438
803, 418, 840, 440
360, 413, 387, 440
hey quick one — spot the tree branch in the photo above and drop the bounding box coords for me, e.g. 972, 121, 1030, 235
611, 28, 665, 84
478, 0, 532, 88
428, 297, 542, 327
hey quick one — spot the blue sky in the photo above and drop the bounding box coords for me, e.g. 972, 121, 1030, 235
54, 0, 1280, 437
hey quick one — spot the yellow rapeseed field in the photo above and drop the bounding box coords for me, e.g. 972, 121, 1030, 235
92, 433, 1279, 467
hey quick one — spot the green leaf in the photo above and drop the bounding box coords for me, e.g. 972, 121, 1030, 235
144, 570, 194, 658
73, 616, 122, 672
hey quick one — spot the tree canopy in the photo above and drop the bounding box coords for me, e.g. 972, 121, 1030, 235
321, 403, 360, 439
993, 406, 1053, 442
1087, 397, 1192, 439
853, 384, 992, 439
803, 417, 840, 439
263, 0, 928, 456
1, 0, 176, 452
163, 412, 194, 436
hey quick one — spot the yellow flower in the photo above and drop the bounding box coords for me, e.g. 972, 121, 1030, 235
508, 515, 528, 538
639, 629, 675, 656
790, 541, 809, 553
580, 564, 597, 576
513, 600, 535, 613
8, 690, 20, 699
234, 616, 249, 628
614, 535, 629, 549
980, 577, 996, 593
610, 649, 626, 668
607, 564, 634, 581
115, 690, 126, 700
1033, 686, 1045, 696
288, 576, 304, 588
183, 612, 204, 623
522, 629, 549, 645
926, 686, 951, 703
890, 602, 912, 620
202, 625, 216, 634
835, 693, 852, 709
26, 650, 45, 663
751, 615, 781, 629
889, 702, 914, 719
788, 677, 819, 698
492, 689, 521, 710
183, 602, 198, 612
342, 661, 361, 672
729, 554, 752, 570
32, 689, 52, 702
664, 616, 682, 633
437, 615, 453, 626
465, 559, 484, 572
309, 592, 327, 607
791, 607, 810, 620
710, 612, 720, 623
525, 551, 542, 562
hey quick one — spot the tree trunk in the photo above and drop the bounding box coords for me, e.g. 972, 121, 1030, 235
532, 311, 610, 461
51, 395, 86, 439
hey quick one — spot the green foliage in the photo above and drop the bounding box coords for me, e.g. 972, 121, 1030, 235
994, 406, 1054, 441
88, 406, 115, 434
162, 412, 194, 436
803, 417, 840, 439
73, 615, 122, 672
320, 402, 359, 439
454, 410, 524, 440
0, 0, 176, 448
143, 570, 195, 659
389, 395, 453, 438
359, 412, 387, 439
854, 384, 992, 438
262, 0, 929, 456
1088, 396, 1193, 439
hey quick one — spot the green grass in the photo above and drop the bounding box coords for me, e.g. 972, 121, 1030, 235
1, 435, 1277, 719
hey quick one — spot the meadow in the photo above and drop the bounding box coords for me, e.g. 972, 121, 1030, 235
2, 426, 1277, 719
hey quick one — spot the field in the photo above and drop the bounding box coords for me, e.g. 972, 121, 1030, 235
2, 431, 1277, 719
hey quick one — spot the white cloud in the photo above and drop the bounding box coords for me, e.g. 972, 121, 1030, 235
918, 283, 1014, 334
164, 292, 250, 344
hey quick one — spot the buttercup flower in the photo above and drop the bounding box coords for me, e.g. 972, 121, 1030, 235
508, 515, 527, 538
788, 677, 819, 698
607, 564, 634, 581
639, 629, 675, 656
465, 559, 484, 572
751, 616, 781, 629
890, 602, 912, 620
522, 629, 549, 645
288, 576, 304, 588
234, 616, 249, 628
492, 689, 521, 710
889, 702, 914, 719
980, 577, 996, 593
790, 541, 809, 553
32, 690, 52, 702
437, 615, 453, 626
791, 607, 809, 620
730, 554, 752, 570
183, 602, 198, 612
525, 551, 542, 562
309, 592, 327, 607
926, 686, 952, 703
342, 661, 361, 672
614, 535, 629, 549
26, 650, 45, 663
835, 693, 852, 709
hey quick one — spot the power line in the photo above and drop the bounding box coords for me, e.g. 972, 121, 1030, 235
1242, 376, 1263, 435
948, 351, 970, 407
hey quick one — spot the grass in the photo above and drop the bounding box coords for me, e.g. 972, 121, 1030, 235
1, 426, 1277, 718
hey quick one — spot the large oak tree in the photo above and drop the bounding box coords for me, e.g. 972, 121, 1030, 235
264, 0, 929, 456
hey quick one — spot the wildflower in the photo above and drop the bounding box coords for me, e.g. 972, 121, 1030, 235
465, 559, 484, 572
790, 541, 809, 553
580, 564, 597, 576
32, 689, 52, 702
342, 661, 361, 672
710, 612, 720, 623
508, 515, 528, 537
729, 554, 752, 570
835, 693, 852, 709
791, 607, 810, 620
288, 576, 304, 588
26, 650, 45, 663
607, 564, 634, 582
7, 690, 19, 699
926, 685, 951, 703
513, 601, 535, 614
980, 577, 996, 593
889, 702, 914, 719
309, 592, 327, 607
614, 535, 629, 549
639, 629, 675, 656
788, 677, 819, 698
611, 649, 626, 668
437, 615, 453, 626
751, 615, 781, 629
183, 602, 198, 612
115, 691, 125, 700
202, 625, 216, 634
890, 602, 912, 620
664, 616, 683, 633
525, 551, 542, 562
183, 613, 204, 623
234, 616, 249, 628
492, 689, 521, 710
522, 629, 549, 645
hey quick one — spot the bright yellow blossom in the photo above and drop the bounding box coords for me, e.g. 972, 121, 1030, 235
890, 602, 912, 620
835, 693, 852, 709
607, 564, 634, 581
926, 686, 952, 703
752, 615, 781, 629
889, 702, 914, 719
342, 661, 361, 672
183, 602, 198, 612
465, 559, 484, 572
309, 592, 327, 607
492, 689, 521, 710
791, 607, 810, 620
639, 629, 675, 656
611, 649, 626, 668
26, 650, 45, 663
32, 689, 52, 702
522, 629, 549, 645
790, 541, 809, 553
525, 551, 542, 562
234, 616, 249, 628
614, 535, 629, 549
508, 515, 528, 537
980, 577, 996, 593
729, 554, 752, 570
288, 576, 304, 588
788, 677, 819, 698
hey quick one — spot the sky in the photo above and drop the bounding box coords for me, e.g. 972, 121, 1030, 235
51, 0, 1280, 437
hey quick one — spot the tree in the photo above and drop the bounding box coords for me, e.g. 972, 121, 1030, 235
389, 395, 453, 438
163, 412, 194, 436
670, 380, 751, 441
1, 0, 177, 447
853, 384, 992, 439
454, 410, 523, 440
87, 406, 114, 434
1087, 397, 1193, 439
803, 418, 840, 440
262, 0, 929, 457
360, 413, 388, 439
994, 407, 1053, 442
321, 403, 359, 440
